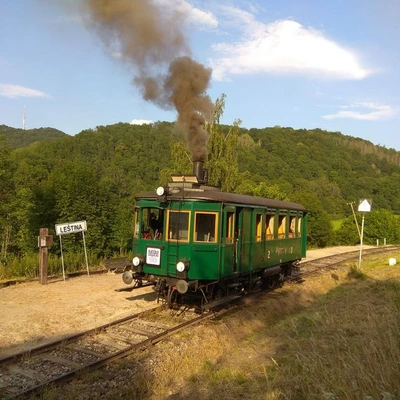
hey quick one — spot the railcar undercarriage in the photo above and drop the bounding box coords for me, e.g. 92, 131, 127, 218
127, 262, 301, 310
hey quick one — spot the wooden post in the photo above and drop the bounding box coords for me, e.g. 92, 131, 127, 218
38, 228, 53, 285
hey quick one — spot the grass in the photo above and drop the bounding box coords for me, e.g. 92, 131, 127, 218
0, 251, 131, 282
41, 249, 400, 400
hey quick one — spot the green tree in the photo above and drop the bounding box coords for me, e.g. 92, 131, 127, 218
48, 161, 115, 254
336, 209, 400, 245
109, 196, 136, 255
159, 141, 192, 184
235, 173, 288, 200
0, 137, 14, 258
334, 216, 360, 245
292, 191, 333, 248
366, 209, 400, 244
10, 188, 36, 254
205, 94, 241, 191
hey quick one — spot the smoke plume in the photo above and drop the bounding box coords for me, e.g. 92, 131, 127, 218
81, 0, 214, 161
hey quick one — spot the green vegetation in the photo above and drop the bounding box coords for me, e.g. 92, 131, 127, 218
0, 251, 109, 281
335, 209, 400, 246
0, 124, 67, 149
1, 99, 400, 279
331, 219, 344, 230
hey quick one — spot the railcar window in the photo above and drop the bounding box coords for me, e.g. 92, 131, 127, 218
194, 212, 217, 243
142, 208, 164, 240
289, 215, 296, 238
134, 208, 140, 238
225, 212, 235, 243
298, 217, 302, 237
255, 213, 262, 242
265, 214, 274, 240
278, 215, 286, 238
167, 211, 190, 241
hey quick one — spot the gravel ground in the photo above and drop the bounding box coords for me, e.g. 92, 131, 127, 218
0, 271, 156, 359
0, 246, 372, 359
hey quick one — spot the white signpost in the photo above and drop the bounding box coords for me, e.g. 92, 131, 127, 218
55, 220, 89, 281
357, 199, 372, 270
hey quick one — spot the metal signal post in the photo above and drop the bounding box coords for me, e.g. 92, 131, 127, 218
358, 213, 365, 270
357, 199, 372, 271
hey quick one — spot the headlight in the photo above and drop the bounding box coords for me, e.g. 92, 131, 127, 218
133, 256, 141, 267
156, 186, 165, 196
176, 260, 189, 272
176, 261, 185, 272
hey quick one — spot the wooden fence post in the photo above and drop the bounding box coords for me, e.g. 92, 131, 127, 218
38, 228, 53, 285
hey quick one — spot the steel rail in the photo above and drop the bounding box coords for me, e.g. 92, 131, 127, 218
0, 305, 220, 399
296, 245, 400, 281
0, 307, 159, 365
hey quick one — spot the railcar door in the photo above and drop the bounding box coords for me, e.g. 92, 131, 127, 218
222, 206, 252, 277
165, 208, 191, 276
237, 207, 252, 274
221, 206, 236, 277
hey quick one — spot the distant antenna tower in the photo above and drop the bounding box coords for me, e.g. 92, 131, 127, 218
23, 106, 26, 130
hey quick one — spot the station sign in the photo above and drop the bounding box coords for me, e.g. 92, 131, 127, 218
55, 220, 89, 281
55, 220, 87, 236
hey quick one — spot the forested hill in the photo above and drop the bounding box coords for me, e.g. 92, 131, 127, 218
240, 126, 400, 216
0, 124, 68, 149
1, 120, 399, 257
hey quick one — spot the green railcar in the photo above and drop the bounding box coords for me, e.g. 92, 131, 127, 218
123, 161, 307, 308
123, 177, 307, 308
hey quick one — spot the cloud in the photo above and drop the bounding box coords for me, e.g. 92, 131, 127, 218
0, 84, 50, 99
322, 102, 396, 121
153, 0, 218, 30
130, 119, 153, 125
210, 9, 371, 81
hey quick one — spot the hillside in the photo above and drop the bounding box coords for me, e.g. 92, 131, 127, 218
237, 126, 400, 216
0, 124, 68, 149
0, 120, 399, 261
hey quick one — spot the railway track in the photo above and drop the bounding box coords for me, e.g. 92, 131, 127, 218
1, 245, 398, 399
0, 307, 218, 399
298, 245, 400, 279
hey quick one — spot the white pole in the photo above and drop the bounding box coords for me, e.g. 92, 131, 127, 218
82, 230, 90, 276
59, 235, 66, 282
358, 213, 365, 271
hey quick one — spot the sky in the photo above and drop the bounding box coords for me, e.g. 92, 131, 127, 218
1, 0, 399, 150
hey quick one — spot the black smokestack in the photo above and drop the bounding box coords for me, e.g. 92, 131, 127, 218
193, 160, 205, 184
81, 0, 214, 161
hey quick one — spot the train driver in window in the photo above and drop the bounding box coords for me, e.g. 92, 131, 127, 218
150, 213, 162, 239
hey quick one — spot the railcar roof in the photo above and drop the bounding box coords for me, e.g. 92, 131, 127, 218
135, 189, 307, 212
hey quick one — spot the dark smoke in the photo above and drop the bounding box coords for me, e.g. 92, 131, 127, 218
81, 0, 214, 161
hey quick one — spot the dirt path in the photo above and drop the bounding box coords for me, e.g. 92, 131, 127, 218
0, 246, 374, 359
0, 272, 156, 358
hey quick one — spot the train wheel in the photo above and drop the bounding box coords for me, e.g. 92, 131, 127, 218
166, 286, 179, 309
265, 276, 276, 289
